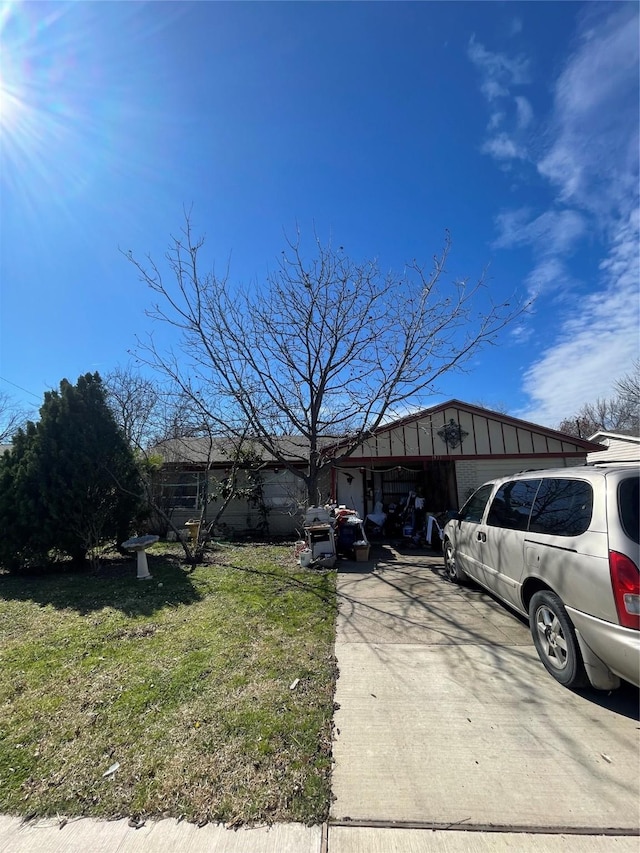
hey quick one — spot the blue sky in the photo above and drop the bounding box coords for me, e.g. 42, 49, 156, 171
1, 1, 638, 429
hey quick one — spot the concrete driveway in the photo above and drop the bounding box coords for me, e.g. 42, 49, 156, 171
331, 545, 640, 834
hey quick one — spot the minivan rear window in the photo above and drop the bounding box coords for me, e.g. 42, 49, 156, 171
487, 479, 541, 531
528, 478, 593, 536
618, 477, 639, 545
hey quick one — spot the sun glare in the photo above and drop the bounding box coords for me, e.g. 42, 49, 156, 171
0, 0, 99, 216
0, 69, 19, 132
0, 3, 34, 158
0, 0, 186, 229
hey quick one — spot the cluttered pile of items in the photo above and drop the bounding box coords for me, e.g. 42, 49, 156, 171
365, 491, 445, 549
295, 505, 370, 569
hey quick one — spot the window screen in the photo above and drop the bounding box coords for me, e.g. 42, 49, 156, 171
487, 479, 541, 531
529, 478, 593, 536
157, 471, 206, 510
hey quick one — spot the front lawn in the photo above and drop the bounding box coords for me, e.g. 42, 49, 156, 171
0, 544, 337, 826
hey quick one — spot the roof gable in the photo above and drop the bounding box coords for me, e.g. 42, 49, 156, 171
325, 399, 603, 459
588, 431, 640, 444
377, 400, 602, 448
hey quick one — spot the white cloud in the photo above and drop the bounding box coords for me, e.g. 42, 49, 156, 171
483, 5, 639, 425
487, 111, 504, 131
537, 4, 639, 216
482, 133, 526, 161
467, 36, 530, 102
515, 96, 533, 129
509, 323, 533, 344
469, 8, 638, 426
509, 18, 523, 37
468, 37, 532, 163
523, 257, 570, 299
518, 207, 640, 426
492, 208, 586, 255
481, 79, 508, 101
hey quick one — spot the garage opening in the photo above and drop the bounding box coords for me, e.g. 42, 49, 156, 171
365, 460, 457, 517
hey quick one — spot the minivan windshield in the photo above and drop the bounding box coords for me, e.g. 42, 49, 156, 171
618, 476, 639, 545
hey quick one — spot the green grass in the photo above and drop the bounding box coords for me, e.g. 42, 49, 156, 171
0, 543, 337, 825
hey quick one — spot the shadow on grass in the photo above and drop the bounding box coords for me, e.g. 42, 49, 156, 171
223, 561, 335, 605
0, 553, 202, 617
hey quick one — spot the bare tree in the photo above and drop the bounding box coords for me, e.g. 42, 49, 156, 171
104, 367, 266, 562
126, 216, 521, 506
470, 398, 510, 414
557, 361, 640, 438
0, 391, 29, 445
103, 364, 161, 449
614, 359, 640, 411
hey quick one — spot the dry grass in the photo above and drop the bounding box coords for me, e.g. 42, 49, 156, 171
0, 543, 337, 825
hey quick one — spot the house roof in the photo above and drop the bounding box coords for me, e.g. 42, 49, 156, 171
152, 435, 335, 466
153, 400, 605, 466
324, 399, 604, 455
588, 431, 640, 443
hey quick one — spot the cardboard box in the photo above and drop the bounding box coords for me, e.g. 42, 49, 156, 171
354, 545, 370, 562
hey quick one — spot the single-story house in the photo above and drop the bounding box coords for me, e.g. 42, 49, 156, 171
325, 400, 603, 524
150, 400, 603, 539
149, 435, 315, 538
587, 431, 640, 465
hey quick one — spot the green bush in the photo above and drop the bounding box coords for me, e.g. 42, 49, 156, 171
0, 373, 143, 570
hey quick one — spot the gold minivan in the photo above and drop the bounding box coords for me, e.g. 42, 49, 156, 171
443, 466, 640, 691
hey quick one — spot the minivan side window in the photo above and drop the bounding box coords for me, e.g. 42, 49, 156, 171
487, 479, 541, 531
618, 476, 639, 545
459, 484, 494, 523
528, 478, 593, 536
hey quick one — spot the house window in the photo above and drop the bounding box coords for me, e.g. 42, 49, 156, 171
157, 471, 207, 510
262, 471, 305, 510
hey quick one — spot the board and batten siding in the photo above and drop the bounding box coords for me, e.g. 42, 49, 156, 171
349, 405, 588, 460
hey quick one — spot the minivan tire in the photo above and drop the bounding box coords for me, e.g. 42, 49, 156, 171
443, 539, 468, 585
529, 590, 588, 689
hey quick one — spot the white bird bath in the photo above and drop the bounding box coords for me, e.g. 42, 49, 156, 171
121, 534, 159, 580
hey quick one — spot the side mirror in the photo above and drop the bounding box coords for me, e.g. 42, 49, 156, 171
445, 510, 460, 522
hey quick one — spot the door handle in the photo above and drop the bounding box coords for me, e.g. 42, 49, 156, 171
477, 532, 486, 542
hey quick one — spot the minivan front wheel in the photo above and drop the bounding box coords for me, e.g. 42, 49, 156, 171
444, 539, 468, 585
529, 590, 588, 689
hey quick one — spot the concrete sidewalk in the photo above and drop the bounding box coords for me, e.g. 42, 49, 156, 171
0, 816, 320, 852
2, 814, 638, 852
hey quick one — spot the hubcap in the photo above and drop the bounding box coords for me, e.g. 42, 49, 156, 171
445, 546, 456, 579
535, 606, 568, 670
